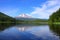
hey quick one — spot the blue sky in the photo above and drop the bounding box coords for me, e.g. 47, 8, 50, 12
0, 0, 60, 19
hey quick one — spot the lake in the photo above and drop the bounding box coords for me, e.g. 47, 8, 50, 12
0, 24, 60, 40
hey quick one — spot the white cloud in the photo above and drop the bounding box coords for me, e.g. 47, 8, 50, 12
30, 0, 60, 19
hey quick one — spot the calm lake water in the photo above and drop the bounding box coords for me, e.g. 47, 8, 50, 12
0, 24, 60, 40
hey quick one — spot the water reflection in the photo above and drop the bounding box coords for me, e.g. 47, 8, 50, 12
0, 24, 60, 40
49, 24, 60, 37
17, 26, 28, 32
16, 25, 60, 40
17, 26, 36, 32
0, 23, 15, 31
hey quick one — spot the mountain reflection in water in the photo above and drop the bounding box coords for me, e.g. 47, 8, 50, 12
0, 25, 60, 40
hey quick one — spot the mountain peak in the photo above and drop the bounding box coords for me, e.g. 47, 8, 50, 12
16, 14, 32, 18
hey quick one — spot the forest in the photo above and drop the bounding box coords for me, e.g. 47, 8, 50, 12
49, 8, 60, 24
0, 12, 23, 25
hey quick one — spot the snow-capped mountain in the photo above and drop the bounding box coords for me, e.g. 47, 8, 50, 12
15, 14, 36, 20
16, 14, 32, 18
15, 14, 47, 21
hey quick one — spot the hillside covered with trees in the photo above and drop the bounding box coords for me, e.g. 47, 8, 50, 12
0, 12, 24, 25
49, 8, 60, 24
0, 12, 16, 23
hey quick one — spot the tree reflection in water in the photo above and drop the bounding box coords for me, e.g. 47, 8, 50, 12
49, 24, 60, 38
0, 23, 15, 31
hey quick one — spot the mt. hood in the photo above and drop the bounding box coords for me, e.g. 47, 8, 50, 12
15, 14, 37, 20
16, 14, 32, 18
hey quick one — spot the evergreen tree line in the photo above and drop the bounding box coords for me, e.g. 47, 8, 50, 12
0, 12, 23, 24
49, 8, 60, 24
